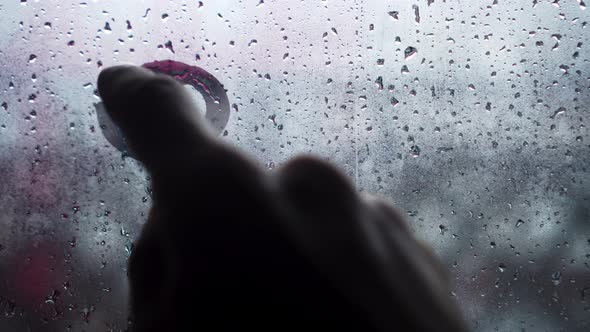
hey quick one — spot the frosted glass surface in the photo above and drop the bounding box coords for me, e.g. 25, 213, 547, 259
0, 1, 588, 331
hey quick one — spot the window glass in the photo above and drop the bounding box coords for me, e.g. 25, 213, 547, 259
0, 1, 588, 331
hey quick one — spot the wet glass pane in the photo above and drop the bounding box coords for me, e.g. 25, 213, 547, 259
0, 1, 588, 331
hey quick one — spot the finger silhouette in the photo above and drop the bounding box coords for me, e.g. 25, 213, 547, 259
97, 65, 214, 174
276, 156, 468, 331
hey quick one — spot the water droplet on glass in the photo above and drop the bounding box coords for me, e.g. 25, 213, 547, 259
81, 305, 95, 323
498, 263, 506, 273
388, 11, 399, 21
125, 242, 134, 256
412, 4, 420, 24
45, 289, 60, 304
550, 107, 566, 119
390, 96, 399, 107
4, 300, 16, 318
404, 46, 417, 60
375, 76, 383, 90
552, 271, 562, 285
164, 40, 175, 53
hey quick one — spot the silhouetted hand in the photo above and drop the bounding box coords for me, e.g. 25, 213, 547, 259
97, 65, 468, 332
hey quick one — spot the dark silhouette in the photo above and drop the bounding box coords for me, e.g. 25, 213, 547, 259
97, 66, 468, 332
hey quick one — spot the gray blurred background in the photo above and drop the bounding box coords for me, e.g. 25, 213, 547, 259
0, 0, 588, 331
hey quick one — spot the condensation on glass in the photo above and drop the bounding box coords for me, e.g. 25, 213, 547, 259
0, 1, 588, 331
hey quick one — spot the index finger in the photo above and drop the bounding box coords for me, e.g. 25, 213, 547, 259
97, 65, 214, 172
